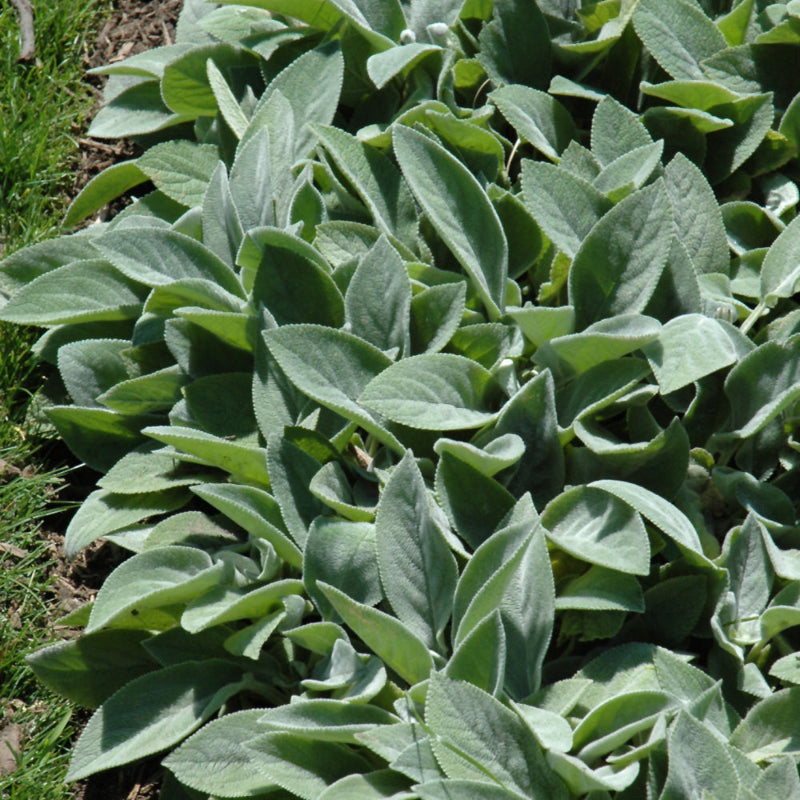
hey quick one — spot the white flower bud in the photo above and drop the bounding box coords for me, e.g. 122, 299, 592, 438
426, 22, 450, 43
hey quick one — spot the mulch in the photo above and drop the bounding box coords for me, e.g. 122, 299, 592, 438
72, 0, 184, 201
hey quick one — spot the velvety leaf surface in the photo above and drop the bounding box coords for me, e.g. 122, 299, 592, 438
192, 482, 302, 567
376, 452, 457, 652
253, 42, 344, 159
243, 733, 373, 800
533, 314, 661, 379
163, 710, 277, 797
663, 152, 730, 275
426, 674, 568, 799
304, 518, 382, 616
590, 97, 653, 166
760, 215, 800, 305
320, 583, 434, 686
345, 236, 412, 355
97, 227, 242, 295
5, 4, 800, 798
64, 162, 149, 228
409, 282, 467, 355
88, 80, 189, 138
633, 0, 726, 80
521, 162, 612, 259
264, 324, 400, 451
569, 181, 673, 328
0, 260, 146, 326
661, 711, 741, 799
25, 631, 157, 709
143, 425, 270, 486
64, 486, 190, 558
542, 486, 651, 575
67, 659, 244, 781
730, 687, 800, 760
266, 436, 328, 549
318, 770, 414, 799
393, 125, 508, 319
314, 126, 418, 247
359, 353, 501, 430
491, 86, 575, 162
182, 578, 303, 634
478, 0, 551, 89
643, 313, 739, 393
250, 232, 344, 328
86, 546, 224, 632
486, 371, 564, 507
137, 140, 219, 207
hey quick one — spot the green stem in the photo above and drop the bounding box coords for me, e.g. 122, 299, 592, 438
740, 299, 767, 337
747, 638, 771, 667
774, 633, 795, 658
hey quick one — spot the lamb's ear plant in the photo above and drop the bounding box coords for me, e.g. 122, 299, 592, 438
3, 0, 800, 797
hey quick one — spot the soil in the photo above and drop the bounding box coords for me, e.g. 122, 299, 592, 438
35, 3, 184, 798
77, 760, 162, 800
72, 0, 183, 205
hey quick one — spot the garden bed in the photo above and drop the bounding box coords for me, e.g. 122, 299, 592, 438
4, 1, 800, 798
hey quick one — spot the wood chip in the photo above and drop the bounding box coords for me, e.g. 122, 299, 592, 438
0, 458, 23, 479
110, 41, 135, 62
0, 542, 29, 559
126, 782, 143, 800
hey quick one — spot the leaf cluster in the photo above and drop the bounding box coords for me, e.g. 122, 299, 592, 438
3, 0, 800, 797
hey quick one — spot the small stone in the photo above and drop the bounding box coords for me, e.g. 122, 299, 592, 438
0, 723, 22, 777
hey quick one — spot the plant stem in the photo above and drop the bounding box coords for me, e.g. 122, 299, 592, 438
740, 300, 767, 337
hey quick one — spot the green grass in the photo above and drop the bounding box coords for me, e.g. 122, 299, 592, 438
0, 447, 75, 800
0, 1, 113, 796
0, 0, 112, 250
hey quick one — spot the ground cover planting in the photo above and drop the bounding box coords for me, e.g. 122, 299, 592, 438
2, 0, 800, 797
0, 2, 116, 797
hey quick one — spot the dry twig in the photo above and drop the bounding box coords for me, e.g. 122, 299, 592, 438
9, 0, 35, 61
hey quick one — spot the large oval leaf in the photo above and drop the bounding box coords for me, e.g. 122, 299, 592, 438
393, 125, 508, 319
86, 546, 224, 633
264, 324, 401, 453
360, 353, 501, 430
376, 452, 457, 653
97, 227, 243, 296
67, 659, 244, 781
542, 486, 651, 575
569, 181, 673, 328
163, 710, 276, 797
0, 260, 146, 325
